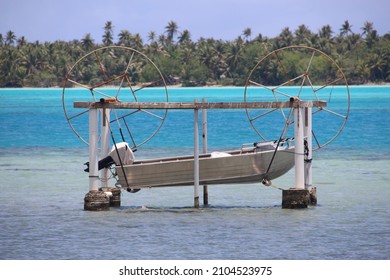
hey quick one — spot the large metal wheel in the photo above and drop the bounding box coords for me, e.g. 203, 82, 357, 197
62, 46, 168, 149
244, 45, 350, 150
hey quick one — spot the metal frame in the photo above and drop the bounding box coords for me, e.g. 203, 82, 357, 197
80, 99, 325, 207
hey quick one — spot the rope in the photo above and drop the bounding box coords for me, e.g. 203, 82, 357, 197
260, 107, 296, 191
263, 108, 294, 178
261, 178, 285, 191
269, 183, 285, 191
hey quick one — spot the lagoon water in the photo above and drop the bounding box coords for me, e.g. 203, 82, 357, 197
0, 86, 389, 260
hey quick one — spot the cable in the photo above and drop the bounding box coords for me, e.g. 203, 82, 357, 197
264, 108, 294, 178
112, 108, 126, 142
105, 114, 131, 190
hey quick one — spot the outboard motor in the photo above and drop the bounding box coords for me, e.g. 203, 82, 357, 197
84, 142, 135, 172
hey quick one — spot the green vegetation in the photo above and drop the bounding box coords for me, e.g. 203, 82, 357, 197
0, 20, 389, 87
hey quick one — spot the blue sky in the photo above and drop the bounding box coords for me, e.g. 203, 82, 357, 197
1, 0, 389, 43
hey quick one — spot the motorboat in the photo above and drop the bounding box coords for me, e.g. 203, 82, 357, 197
109, 140, 295, 190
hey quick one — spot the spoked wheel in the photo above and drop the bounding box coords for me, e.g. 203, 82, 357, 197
244, 45, 350, 150
62, 46, 168, 149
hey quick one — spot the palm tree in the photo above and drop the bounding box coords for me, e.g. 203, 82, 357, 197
355, 62, 370, 84
369, 52, 387, 81
118, 30, 131, 46
19, 45, 46, 77
148, 31, 156, 43
165, 20, 179, 43
146, 41, 165, 57
102, 21, 114, 45
178, 45, 193, 65
198, 39, 227, 81
158, 34, 167, 46
226, 39, 243, 78
17, 36, 27, 48
274, 27, 293, 48
365, 30, 379, 49
0, 18, 388, 87
131, 33, 143, 50
340, 20, 353, 37
0, 47, 24, 86
242, 28, 252, 42
294, 24, 312, 45
81, 33, 94, 50
315, 25, 334, 54
361, 21, 374, 37
318, 25, 333, 40
178, 30, 191, 45
5, 30, 16, 46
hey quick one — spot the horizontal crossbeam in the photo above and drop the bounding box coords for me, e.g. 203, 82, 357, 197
74, 100, 327, 109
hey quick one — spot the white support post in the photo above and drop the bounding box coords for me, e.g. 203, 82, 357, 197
101, 108, 110, 189
194, 99, 200, 208
304, 107, 313, 191
294, 107, 305, 189
202, 98, 208, 205
89, 108, 99, 192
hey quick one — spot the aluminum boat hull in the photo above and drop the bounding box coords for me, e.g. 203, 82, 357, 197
116, 145, 295, 188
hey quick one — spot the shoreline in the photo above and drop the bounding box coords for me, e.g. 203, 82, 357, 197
1, 83, 390, 90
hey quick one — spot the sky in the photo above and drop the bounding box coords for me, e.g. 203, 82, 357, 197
1, 0, 389, 43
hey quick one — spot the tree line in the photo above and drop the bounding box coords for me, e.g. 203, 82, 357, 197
0, 20, 389, 87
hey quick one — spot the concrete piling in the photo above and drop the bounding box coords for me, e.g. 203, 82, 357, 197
99, 187, 122, 207
282, 188, 310, 209
108, 187, 121, 207
282, 187, 317, 209
309, 187, 317, 206
84, 190, 110, 211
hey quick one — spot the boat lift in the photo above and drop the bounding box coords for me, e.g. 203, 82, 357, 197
75, 99, 324, 209
62, 45, 350, 210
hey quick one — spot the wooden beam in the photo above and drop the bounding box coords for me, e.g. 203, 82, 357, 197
74, 100, 327, 109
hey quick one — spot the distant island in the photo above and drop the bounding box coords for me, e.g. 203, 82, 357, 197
0, 20, 389, 87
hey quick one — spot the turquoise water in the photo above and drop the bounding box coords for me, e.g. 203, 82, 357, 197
0, 86, 389, 259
